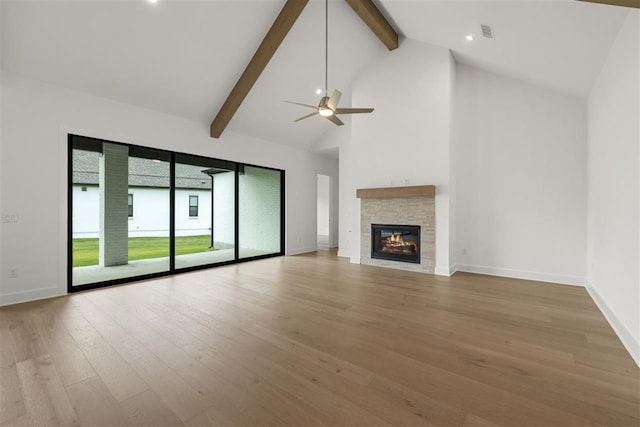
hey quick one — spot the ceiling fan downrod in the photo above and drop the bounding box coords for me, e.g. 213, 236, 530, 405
324, 0, 329, 97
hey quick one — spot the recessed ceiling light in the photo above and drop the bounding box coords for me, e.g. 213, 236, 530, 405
148, 0, 158, 4
316, 88, 322, 95
466, 34, 474, 41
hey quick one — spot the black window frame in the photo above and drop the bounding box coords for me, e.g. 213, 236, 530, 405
128, 193, 134, 218
188, 195, 198, 217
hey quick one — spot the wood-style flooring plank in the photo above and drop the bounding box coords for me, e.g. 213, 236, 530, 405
0, 365, 26, 424
16, 355, 79, 426
65, 376, 129, 426
8, 316, 47, 364
30, 309, 96, 386
120, 389, 184, 427
0, 414, 29, 427
0, 320, 16, 368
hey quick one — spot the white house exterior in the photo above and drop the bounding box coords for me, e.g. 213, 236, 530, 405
72, 185, 213, 238
72, 150, 218, 239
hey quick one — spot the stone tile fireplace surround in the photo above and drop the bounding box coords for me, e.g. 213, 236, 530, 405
357, 185, 436, 274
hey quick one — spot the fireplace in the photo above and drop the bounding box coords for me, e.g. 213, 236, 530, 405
371, 224, 421, 264
358, 186, 435, 273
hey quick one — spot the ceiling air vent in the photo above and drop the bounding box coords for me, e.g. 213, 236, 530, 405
480, 23, 495, 39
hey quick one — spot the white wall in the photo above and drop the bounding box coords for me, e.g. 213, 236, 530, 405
586, 11, 639, 366
174, 190, 211, 237
72, 186, 100, 237
454, 65, 587, 285
448, 53, 458, 272
0, 1, 3, 298
339, 39, 454, 274
0, 71, 337, 306
317, 174, 330, 236
212, 171, 235, 246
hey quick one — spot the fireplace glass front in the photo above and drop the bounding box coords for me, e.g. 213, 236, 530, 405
371, 224, 421, 264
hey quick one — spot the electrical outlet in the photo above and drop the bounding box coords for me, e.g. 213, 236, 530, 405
2, 213, 18, 223
8, 268, 18, 278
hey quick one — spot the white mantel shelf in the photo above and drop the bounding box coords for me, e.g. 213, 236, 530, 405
356, 185, 436, 199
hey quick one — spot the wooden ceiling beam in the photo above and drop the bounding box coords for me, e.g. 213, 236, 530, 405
210, 0, 309, 139
344, 0, 398, 51
576, 0, 639, 8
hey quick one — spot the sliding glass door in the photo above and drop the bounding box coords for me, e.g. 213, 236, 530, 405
69, 135, 284, 291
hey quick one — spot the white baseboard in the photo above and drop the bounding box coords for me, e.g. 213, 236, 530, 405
337, 250, 349, 258
434, 266, 452, 276
449, 264, 459, 275
350, 257, 361, 264
455, 264, 584, 287
0, 287, 65, 307
585, 280, 640, 368
286, 247, 318, 256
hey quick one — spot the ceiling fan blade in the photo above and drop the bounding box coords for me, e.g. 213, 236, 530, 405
575, 0, 639, 8
294, 111, 319, 122
335, 107, 374, 114
284, 100, 318, 109
328, 90, 342, 110
325, 114, 344, 126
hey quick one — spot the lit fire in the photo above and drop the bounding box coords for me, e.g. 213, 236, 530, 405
381, 233, 417, 254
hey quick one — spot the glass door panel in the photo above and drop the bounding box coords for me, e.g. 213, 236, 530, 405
174, 155, 235, 269
127, 150, 171, 276
71, 138, 170, 286
238, 166, 282, 259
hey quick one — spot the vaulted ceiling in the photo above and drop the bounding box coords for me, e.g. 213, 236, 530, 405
0, 0, 631, 151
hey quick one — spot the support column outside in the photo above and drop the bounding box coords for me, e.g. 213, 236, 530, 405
99, 143, 129, 267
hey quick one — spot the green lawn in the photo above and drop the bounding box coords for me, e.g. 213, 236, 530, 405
73, 235, 214, 267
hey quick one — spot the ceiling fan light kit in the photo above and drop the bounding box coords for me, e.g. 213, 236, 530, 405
285, 0, 374, 126
319, 104, 334, 117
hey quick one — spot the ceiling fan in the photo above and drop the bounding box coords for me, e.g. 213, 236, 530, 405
285, 0, 374, 126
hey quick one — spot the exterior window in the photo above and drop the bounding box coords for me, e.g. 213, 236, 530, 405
128, 194, 133, 217
189, 195, 198, 217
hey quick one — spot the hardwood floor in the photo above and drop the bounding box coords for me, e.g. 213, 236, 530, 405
1, 250, 638, 426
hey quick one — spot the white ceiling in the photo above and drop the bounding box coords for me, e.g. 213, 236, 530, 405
0, 0, 630, 151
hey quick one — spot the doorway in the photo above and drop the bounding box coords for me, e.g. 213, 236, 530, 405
317, 174, 331, 250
